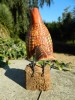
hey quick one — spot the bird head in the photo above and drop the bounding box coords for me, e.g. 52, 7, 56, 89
30, 7, 42, 24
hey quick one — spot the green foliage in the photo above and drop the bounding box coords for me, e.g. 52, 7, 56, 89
36, 60, 46, 67
0, 0, 52, 39
0, 4, 13, 34
0, 24, 10, 39
45, 6, 75, 43
0, 54, 7, 68
36, 60, 72, 71
51, 60, 72, 71
0, 38, 27, 59
28, 0, 52, 8
45, 22, 63, 41
0, 0, 29, 37
0, 54, 4, 61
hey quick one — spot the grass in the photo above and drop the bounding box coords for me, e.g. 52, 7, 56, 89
66, 40, 75, 45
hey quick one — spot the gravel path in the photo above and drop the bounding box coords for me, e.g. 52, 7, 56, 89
0, 53, 75, 100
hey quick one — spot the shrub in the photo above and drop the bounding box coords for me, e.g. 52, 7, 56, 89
0, 4, 13, 33
0, 38, 27, 59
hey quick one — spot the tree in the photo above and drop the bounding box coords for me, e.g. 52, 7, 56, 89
28, 0, 52, 7
0, 4, 13, 38
0, 0, 29, 36
58, 17, 62, 23
61, 7, 73, 41
45, 6, 75, 42
70, 7, 75, 44
29, 0, 52, 7
0, 0, 52, 39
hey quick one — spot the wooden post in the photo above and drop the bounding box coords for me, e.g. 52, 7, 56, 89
25, 64, 51, 91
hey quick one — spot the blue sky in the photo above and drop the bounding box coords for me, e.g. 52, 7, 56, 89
39, 0, 75, 22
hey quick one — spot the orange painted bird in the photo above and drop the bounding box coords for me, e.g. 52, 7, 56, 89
26, 7, 55, 61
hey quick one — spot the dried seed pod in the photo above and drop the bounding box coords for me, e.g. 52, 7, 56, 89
26, 7, 55, 61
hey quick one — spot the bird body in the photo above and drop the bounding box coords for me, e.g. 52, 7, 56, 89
26, 8, 54, 61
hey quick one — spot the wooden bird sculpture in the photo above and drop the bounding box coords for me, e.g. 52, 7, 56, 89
26, 7, 55, 61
